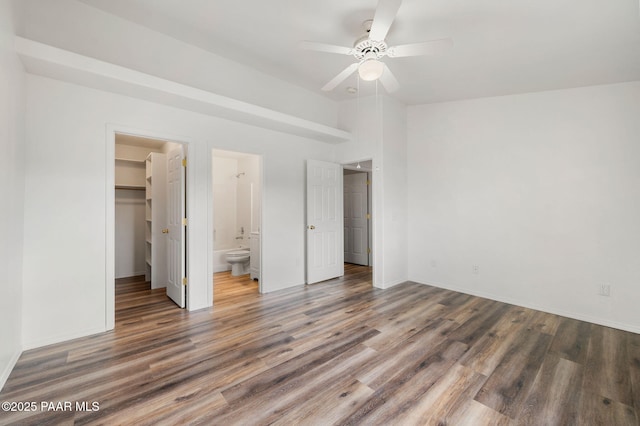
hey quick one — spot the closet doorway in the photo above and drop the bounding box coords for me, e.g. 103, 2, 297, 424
114, 133, 188, 315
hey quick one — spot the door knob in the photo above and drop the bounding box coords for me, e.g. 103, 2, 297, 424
308, 225, 315, 230
162, 228, 169, 234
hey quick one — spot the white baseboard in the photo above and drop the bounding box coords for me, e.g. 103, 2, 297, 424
413, 279, 640, 335
115, 270, 146, 279
0, 348, 22, 392
380, 278, 407, 290
213, 265, 231, 273
23, 326, 107, 351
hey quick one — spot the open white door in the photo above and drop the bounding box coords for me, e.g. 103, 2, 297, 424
344, 172, 369, 266
306, 160, 344, 284
166, 146, 186, 308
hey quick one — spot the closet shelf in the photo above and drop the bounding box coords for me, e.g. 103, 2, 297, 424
115, 157, 145, 164
145, 152, 167, 289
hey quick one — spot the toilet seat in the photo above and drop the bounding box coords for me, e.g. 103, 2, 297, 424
227, 249, 250, 258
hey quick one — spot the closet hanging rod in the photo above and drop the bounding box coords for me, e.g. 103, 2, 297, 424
115, 185, 146, 191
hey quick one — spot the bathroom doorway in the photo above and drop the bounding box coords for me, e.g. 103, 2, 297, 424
343, 160, 372, 267
211, 149, 262, 299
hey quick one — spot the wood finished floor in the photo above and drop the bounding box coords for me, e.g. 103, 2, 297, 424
2, 265, 640, 425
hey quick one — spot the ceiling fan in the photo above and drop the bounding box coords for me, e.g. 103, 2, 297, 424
301, 0, 452, 93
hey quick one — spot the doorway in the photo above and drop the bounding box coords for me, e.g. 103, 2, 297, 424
211, 149, 263, 300
113, 133, 187, 321
304, 159, 373, 285
343, 160, 372, 267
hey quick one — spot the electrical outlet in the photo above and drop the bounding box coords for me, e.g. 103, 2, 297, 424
599, 284, 611, 297
472, 265, 480, 274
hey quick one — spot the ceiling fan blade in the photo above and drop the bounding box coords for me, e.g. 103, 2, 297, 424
322, 63, 359, 91
369, 0, 402, 41
387, 38, 453, 58
299, 41, 354, 55
379, 63, 399, 93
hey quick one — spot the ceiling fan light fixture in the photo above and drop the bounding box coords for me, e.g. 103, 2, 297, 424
358, 58, 384, 81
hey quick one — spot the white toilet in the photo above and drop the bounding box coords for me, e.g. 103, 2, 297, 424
226, 249, 250, 276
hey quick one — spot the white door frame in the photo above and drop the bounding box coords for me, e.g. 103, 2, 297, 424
105, 124, 195, 330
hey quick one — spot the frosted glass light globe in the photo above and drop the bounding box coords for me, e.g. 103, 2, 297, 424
358, 59, 384, 81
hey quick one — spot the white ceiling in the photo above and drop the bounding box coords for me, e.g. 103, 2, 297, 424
80, 0, 640, 105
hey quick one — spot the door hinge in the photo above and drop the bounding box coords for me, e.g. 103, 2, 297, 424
182, 158, 187, 167
366, 180, 371, 185
182, 217, 188, 226
182, 277, 188, 286
366, 213, 371, 220
367, 248, 372, 254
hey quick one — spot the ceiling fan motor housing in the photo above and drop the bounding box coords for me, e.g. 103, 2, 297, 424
353, 37, 388, 60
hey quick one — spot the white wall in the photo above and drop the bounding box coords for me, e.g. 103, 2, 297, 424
115, 143, 154, 161
0, 0, 26, 389
379, 96, 408, 287
212, 156, 239, 250
14, 0, 338, 128
237, 155, 261, 234
114, 144, 152, 187
407, 81, 640, 333
22, 74, 335, 349
114, 160, 145, 187
114, 189, 146, 278
335, 93, 408, 288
